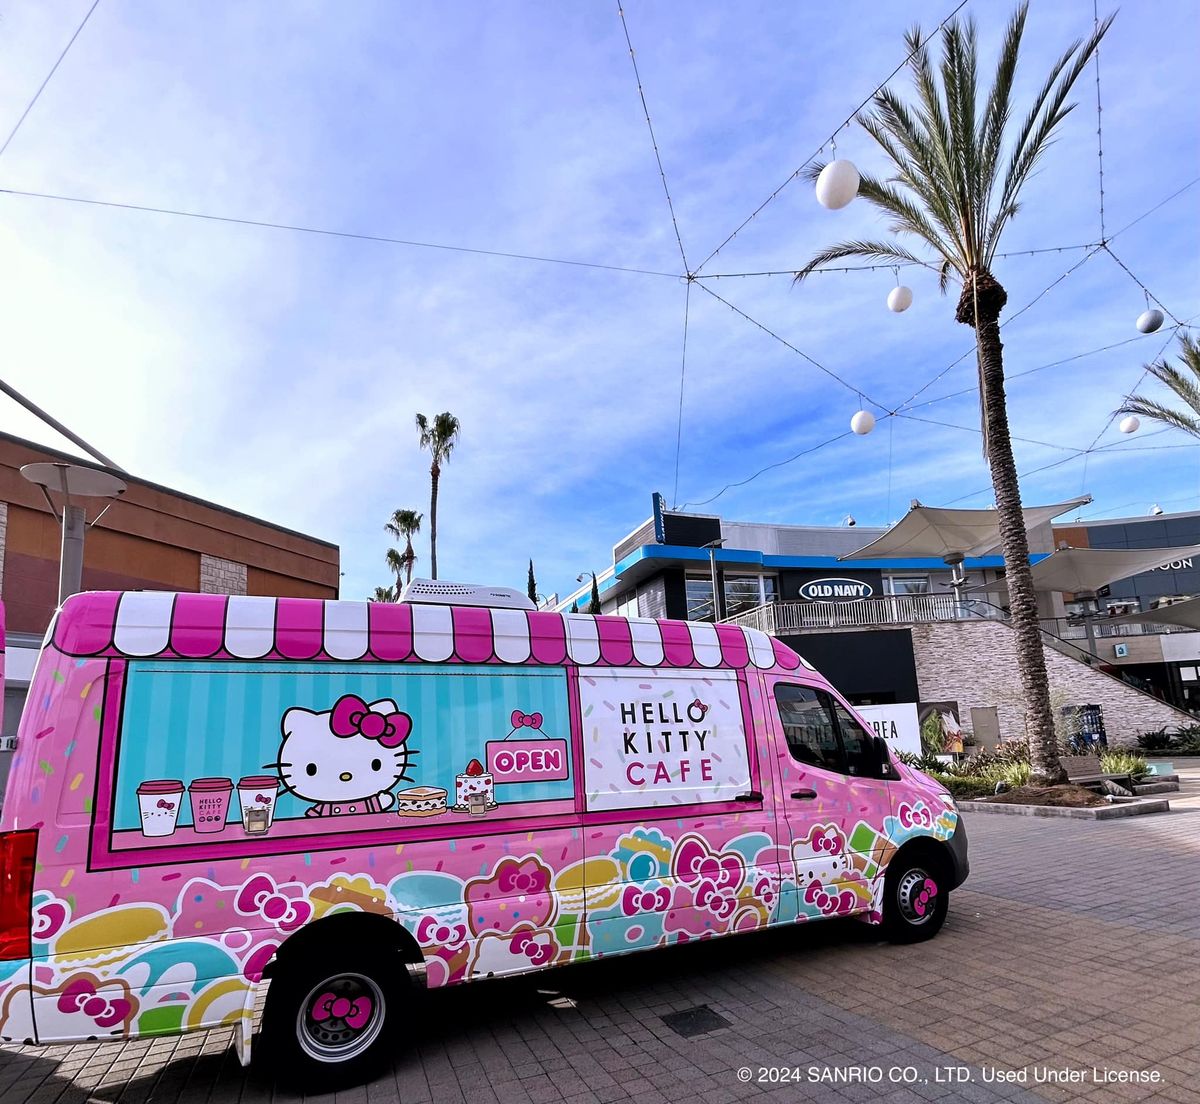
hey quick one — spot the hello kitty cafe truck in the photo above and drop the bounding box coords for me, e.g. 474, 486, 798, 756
0, 583, 967, 1087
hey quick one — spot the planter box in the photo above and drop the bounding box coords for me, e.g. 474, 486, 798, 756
960, 796, 1171, 819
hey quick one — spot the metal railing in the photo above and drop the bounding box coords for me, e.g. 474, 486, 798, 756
722, 594, 1006, 634
723, 596, 1196, 640
1038, 616, 1192, 641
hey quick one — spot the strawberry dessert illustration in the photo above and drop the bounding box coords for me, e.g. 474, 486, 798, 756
453, 758, 496, 814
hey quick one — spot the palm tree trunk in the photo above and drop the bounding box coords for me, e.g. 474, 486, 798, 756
968, 278, 1067, 785
405, 538, 415, 586
429, 464, 440, 581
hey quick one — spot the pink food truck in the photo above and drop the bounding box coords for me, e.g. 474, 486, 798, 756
0, 584, 967, 1087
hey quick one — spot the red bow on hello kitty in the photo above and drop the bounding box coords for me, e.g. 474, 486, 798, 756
329, 695, 412, 749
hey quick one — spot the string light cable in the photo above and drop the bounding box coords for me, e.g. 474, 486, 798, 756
617, 3, 690, 273
0, 0, 102, 162
692, 0, 971, 275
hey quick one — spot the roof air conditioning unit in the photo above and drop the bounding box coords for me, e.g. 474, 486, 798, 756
398, 578, 536, 610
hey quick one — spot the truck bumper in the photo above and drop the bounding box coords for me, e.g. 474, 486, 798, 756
946, 814, 970, 890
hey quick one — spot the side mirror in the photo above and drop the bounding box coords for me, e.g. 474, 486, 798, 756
873, 735, 894, 778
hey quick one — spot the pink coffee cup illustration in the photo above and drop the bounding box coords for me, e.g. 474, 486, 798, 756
137, 780, 184, 838
237, 775, 279, 836
188, 777, 233, 834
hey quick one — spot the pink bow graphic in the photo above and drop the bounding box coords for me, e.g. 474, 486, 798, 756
255, 794, 271, 805
310, 991, 373, 1030
156, 799, 175, 811
329, 695, 412, 749
510, 710, 543, 729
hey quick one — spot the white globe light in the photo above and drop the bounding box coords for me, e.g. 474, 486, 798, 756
1119, 415, 1140, 434
1136, 308, 1164, 334
850, 410, 876, 435
887, 285, 913, 312
815, 159, 860, 210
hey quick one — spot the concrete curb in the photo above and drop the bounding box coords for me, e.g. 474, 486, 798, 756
960, 796, 1171, 819
1132, 781, 1179, 795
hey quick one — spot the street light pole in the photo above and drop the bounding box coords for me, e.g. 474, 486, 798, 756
20, 462, 126, 604
702, 538, 724, 622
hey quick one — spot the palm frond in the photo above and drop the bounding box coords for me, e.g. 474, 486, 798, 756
855, 172, 962, 269
1144, 351, 1200, 412
1113, 336, 1200, 439
855, 112, 966, 259
794, 240, 929, 282
991, 13, 1113, 261
978, 4, 1027, 235
938, 258, 954, 293
872, 87, 967, 261
1114, 396, 1200, 439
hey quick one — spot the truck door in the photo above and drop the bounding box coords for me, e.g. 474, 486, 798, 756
576, 666, 784, 955
764, 676, 891, 923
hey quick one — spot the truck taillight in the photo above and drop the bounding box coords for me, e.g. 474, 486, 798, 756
0, 830, 37, 961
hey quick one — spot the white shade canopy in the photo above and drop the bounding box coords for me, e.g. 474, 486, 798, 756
841, 495, 1092, 562
1041, 545, 1200, 594
1105, 596, 1200, 631
969, 544, 1200, 595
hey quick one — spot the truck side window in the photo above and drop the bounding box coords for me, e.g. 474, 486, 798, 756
831, 701, 879, 778
773, 684, 844, 773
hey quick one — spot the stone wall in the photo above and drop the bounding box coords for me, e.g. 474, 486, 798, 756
199, 553, 247, 595
910, 619, 1193, 746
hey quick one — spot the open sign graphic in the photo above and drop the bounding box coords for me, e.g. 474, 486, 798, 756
486, 739, 570, 784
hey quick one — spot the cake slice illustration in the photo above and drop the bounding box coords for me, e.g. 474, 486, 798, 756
453, 758, 496, 813
395, 786, 448, 818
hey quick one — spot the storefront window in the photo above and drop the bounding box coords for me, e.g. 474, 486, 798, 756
686, 577, 715, 621
884, 575, 930, 596
723, 574, 777, 617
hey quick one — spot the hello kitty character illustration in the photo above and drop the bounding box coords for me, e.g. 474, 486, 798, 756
271, 695, 414, 817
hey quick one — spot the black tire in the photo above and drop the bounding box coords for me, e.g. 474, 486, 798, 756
260, 942, 408, 1090
882, 853, 949, 943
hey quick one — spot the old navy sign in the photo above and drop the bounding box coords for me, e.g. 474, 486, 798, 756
798, 577, 874, 601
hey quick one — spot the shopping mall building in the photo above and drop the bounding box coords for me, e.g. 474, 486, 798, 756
556, 495, 1199, 743
0, 431, 340, 795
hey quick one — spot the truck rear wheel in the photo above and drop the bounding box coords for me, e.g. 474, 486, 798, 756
261, 943, 408, 1089
882, 855, 948, 943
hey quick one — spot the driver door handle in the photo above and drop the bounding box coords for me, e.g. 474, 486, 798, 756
791, 788, 817, 800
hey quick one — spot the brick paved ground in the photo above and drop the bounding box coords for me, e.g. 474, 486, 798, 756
3, 762, 1198, 1104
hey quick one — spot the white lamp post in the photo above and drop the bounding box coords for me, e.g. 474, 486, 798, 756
20, 462, 126, 602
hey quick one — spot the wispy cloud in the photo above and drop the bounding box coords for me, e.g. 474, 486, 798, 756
0, 0, 1196, 604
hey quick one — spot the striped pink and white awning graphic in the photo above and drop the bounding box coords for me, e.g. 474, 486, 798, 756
51, 592, 808, 672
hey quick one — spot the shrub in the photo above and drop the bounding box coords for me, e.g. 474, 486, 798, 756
1136, 728, 1172, 752
941, 744, 1030, 787
1173, 724, 1200, 755
894, 749, 947, 774
931, 774, 994, 799
1099, 750, 1149, 782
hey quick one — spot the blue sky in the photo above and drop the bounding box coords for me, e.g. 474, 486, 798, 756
1, 1, 1197, 605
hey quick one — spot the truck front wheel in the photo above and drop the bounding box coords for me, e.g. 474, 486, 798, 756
882, 854, 949, 943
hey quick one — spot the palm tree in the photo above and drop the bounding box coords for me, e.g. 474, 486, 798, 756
796, 4, 1111, 785
385, 548, 407, 596
527, 559, 538, 605
415, 412, 461, 580
1116, 334, 1200, 439
371, 585, 396, 603
385, 509, 423, 589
